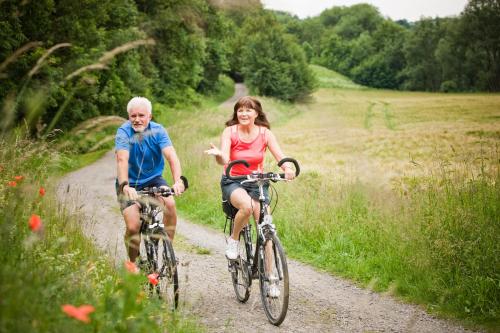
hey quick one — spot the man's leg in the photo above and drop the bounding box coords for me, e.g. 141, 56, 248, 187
123, 203, 141, 262
161, 196, 177, 241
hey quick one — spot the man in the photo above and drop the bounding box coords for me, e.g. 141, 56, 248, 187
115, 96, 185, 263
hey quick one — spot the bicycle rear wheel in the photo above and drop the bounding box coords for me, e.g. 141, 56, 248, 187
230, 227, 251, 302
258, 233, 289, 326
149, 231, 179, 309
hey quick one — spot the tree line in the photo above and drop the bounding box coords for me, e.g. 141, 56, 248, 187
1, 0, 498, 132
277, 0, 500, 92
0, 0, 314, 132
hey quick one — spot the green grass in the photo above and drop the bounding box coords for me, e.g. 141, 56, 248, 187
310, 64, 365, 90
155, 84, 500, 329
0, 134, 203, 332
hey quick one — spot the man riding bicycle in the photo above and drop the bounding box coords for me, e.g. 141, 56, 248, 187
115, 96, 185, 264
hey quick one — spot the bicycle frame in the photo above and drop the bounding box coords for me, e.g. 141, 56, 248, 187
139, 198, 164, 235
240, 179, 277, 280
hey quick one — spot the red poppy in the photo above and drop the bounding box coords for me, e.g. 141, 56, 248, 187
61, 304, 95, 323
39, 187, 46, 196
147, 273, 159, 286
124, 260, 139, 274
7, 181, 17, 187
29, 214, 42, 232
14, 175, 24, 181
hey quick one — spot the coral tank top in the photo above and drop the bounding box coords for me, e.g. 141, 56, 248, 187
224, 125, 268, 176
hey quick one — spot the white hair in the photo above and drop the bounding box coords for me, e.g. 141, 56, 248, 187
127, 96, 152, 114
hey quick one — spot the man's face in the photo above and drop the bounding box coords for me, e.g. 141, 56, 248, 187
128, 105, 151, 133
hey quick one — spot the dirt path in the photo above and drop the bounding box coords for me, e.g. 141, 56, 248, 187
57, 86, 476, 333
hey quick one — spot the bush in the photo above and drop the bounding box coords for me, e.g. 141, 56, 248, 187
440, 80, 458, 92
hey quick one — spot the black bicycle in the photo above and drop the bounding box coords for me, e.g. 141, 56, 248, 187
136, 176, 188, 310
224, 158, 300, 326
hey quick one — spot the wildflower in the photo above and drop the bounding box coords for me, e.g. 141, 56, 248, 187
39, 187, 46, 196
14, 175, 24, 181
124, 260, 139, 274
61, 304, 95, 323
7, 181, 17, 187
28, 214, 43, 232
147, 273, 159, 286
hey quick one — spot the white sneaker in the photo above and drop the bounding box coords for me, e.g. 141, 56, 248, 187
225, 237, 239, 260
268, 276, 280, 298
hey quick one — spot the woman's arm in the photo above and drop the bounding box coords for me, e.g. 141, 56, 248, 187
205, 127, 231, 165
266, 129, 295, 180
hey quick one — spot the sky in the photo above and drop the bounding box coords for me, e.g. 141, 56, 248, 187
260, 0, 469, 21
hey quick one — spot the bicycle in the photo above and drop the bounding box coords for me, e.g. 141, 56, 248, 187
135, 176, 188, 310
223, 158, 300, 326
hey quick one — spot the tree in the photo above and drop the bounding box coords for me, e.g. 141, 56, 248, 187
197, 5, 231, 93
461, 0, 500, 91
239, 12, 315, 101
351, 20, 407, 89
401, 18, 447, 91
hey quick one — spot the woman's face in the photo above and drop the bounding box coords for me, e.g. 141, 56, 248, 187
236, 107, 257, 126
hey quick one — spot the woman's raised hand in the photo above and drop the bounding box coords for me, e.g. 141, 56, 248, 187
204, 143, 222, 157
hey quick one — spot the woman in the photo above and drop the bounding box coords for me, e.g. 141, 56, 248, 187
205, 96, 295, 262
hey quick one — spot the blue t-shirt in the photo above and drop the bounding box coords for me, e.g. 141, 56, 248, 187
115, 121, 172, 187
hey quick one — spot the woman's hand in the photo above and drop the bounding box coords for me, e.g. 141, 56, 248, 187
204, 143, 222, 157
283, 166, 295, 180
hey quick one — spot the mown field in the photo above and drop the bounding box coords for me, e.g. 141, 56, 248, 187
162, 66, 499, 328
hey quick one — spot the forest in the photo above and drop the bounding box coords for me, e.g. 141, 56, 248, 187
1, 0, 499, 133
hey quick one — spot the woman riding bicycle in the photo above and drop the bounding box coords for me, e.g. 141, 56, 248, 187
205, 96, 295, 261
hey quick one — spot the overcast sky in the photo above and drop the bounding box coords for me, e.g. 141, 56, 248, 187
260, 0, 469, 21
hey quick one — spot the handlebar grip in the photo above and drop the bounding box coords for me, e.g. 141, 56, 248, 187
277, 157, 300, 177
225, 160, 250, 180
180, 175, 189, 190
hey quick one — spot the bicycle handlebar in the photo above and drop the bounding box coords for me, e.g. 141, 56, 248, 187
136, 175, 189, 197
225, 158, 300, 181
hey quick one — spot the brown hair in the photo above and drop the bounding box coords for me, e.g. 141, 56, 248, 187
225, 96, 271, 129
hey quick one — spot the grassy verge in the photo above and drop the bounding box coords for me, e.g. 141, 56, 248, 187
0, 133, 202, 332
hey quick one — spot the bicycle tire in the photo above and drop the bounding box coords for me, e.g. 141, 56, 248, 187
230, 228, 251, 302
258, 233, 289, 326
144, 231, 179, 309
156, 231, 179, 309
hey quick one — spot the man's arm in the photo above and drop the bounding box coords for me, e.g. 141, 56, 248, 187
116, 149, 129, 184
162, 146, 184, 195
116, 149, 138, 200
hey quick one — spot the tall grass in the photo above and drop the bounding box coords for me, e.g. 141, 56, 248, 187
0, 133, 202, 332
276, 155, 499, 326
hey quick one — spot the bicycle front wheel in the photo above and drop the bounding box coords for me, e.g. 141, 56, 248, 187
258, 233, 289, 326
151, 231, 179, 309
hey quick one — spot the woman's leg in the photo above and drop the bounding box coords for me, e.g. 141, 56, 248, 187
229, 188, 254, 240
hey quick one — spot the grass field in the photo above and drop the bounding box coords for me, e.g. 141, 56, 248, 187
161, 66, 499, 328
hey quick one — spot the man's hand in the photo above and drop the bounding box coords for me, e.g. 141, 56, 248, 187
123, 185, 139, 200
172, 180, 185, 196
